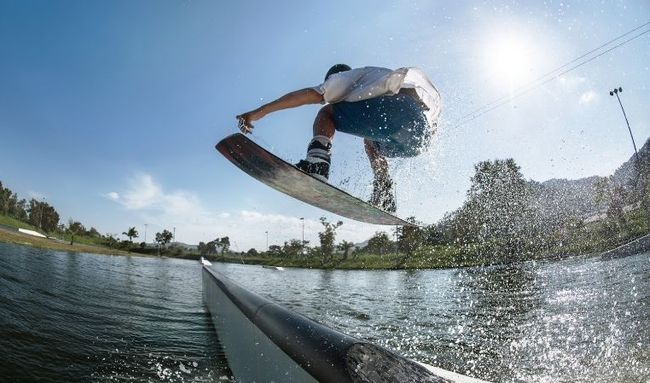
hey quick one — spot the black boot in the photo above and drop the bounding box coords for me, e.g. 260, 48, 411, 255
295, 136, 332, 182
295, 159, 330, 182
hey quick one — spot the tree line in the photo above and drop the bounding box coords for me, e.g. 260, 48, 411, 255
0, 181, 60, 232
4, 155, 643, 266
0, 180, 181, 254
221, 157, 646, 267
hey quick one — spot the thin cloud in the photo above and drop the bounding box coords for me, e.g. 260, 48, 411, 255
105, 191, 120, 201
579, 90, 598, 105
557, 75, 586, 92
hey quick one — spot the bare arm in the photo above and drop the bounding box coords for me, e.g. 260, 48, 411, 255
236, 88, 324, 133
364, 139, 389, 179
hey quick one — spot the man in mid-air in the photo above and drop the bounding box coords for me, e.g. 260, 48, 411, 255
237, 64, 441, 213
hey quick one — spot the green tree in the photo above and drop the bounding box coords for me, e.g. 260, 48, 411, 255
282, 239, 304, 258
365, 231, 393, 255
87, 227, 101, 238
198, 242, 208, 255
337, 240, 355, 260
595, 176, 627, 226
40, 204, 60, 233
423, 224, 445, 246
267, 245, 282, 257
155, 229, 173, 252
218, 236, 230, 255
397, 217, 425, 262
103, 234, 118, 248
449, 158, 537, 259
0, 182, 20, 217
67, 219, 85, 245
318, 217, 343, 262
594, 177, 611, 207
607, 185, 627, 225
122, 227, 139, 242
14, 199, 28, 222
26, 199, 59, 232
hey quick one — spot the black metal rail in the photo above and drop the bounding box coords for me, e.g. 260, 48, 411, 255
202, 265, 450, 383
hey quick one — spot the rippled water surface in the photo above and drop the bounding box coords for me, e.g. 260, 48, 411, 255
0, 243, 231, 382
215, 253, 649, 383
1, 242, 648, 382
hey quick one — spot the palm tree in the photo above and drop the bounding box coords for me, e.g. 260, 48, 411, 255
123, 227, 139, 242
337, 240, 355, 260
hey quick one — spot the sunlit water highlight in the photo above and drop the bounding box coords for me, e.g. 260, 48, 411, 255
0, 242, 647, 382
216, 253, 648, 383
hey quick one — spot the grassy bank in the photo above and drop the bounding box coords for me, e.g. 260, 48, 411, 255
0, 214, 42, 232
0, 227, 132, 256
209, 245, 500, 270
3, 207, 647, 269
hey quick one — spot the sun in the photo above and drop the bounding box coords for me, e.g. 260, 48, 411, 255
484, 31, 536, 88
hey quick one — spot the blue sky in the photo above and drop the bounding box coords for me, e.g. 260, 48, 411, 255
1, 1, 649, 250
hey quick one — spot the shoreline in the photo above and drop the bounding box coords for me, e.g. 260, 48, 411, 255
2, 225, 647, 271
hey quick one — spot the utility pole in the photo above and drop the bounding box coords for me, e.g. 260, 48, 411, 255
173, 227, 176, 243
144, 223, 148, 244
265, 231, 269, 251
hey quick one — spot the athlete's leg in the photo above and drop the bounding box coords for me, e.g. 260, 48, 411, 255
364, 139, 396, 213
313, 104, 336, 138
295, 105, 335, 182
364, 139, 388, 180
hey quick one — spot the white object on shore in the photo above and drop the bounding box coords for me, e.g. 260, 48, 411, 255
200, 257, 212, 266
262, 265, 285, 271
18, 228, 47, 238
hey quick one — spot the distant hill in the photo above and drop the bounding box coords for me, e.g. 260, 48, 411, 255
171, 241, 198, 250
528, 137, 650, 223
611, 137, 650, 194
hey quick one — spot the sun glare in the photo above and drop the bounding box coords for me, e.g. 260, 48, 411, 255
484, 31, 536, 88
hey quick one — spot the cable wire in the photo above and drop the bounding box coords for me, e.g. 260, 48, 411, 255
454, 22, 650, 128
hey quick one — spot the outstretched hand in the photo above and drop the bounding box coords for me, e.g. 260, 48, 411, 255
236, 112, 256, 134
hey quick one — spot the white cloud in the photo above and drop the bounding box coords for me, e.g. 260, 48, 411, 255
579, 90, 598, 105
105, 173, 379, 249
108, 173, 201, 216
105, 191, 120, 201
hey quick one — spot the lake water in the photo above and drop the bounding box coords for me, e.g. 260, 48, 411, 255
0, 242, 648, 382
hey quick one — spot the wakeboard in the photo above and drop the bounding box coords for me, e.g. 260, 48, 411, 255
216, 133, 412, 226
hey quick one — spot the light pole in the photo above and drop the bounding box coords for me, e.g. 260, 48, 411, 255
611, 86, 650, 227
38, 197, 45, 230
173, 227, 176, 243
300, 217, 305, 255
265, 231, 269, 251
144, 223, 148, 244
609, 87, 639, 162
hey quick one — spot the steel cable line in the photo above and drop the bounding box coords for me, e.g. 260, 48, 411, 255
454, 22, 650, 128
